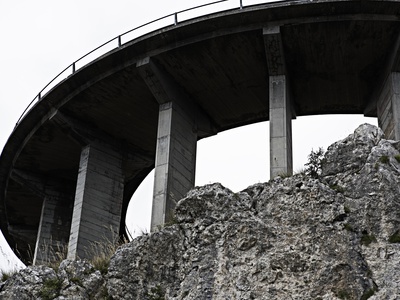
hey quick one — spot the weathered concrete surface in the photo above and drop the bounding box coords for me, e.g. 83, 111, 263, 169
67, 141, 124, 260
33, 197, 72, 265
2, 0, 400, 262
378, 72, 400, 140
137, 58, 199, 231
264, 26, 294, 178
151, 101, 197, 231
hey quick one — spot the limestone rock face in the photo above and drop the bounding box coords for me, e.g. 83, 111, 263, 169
108, 124, 400, 299
0, 260, 107, 299
1, 124, 400, 299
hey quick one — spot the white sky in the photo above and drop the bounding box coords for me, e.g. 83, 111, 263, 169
0, 0, 377, 271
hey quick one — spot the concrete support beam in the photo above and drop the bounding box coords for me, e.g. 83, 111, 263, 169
138, 58, 198, 231
269, 75, 293, 177
264, 26, 294, 178
34, 196, 72, 265
152, 102, 197, 230
377, 72, 400, 140
67, 140, 124, 260
10, 169, 73, 265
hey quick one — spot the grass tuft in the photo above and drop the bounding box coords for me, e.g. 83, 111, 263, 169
1, 269, 17, 282
361, 234, 377, 246
379, 155, 390, 164
389, 231, 400, 243
39, 277, 62, 300
85, 226, 128, 275
343, 223, 355, 232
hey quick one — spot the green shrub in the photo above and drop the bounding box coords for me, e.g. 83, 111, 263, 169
360, 288, 375, 300
344, 206, 351, 214
389, 231, 400, 243
343, 223, 355, 232
395, 155, 400, 163
146, 285, 165, 300
361, 234, 377, 246
70, 276, 83, 286
39, 277, 62, 300
330, 185, 344, 194
379, 155, 390, 164
336, 290, 351, 299
1, 269, 17, 282
305, 147, 326, 178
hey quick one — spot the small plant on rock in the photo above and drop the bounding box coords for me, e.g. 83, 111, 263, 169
330, 184, 345, 194
336, 289, 351, 299
389, 231, 400, 243
360, 288, 376, 300
278, 172, 292, 179
395, 154, 400, 163
39, 277, 62, 300
146, 285, 165, 300
1, 269, 16, 282
361, 233, 377, 246
379, 155, 390, 164
343, 223, 355, 232
305, 147, 326, 178
85, 226, 128, 275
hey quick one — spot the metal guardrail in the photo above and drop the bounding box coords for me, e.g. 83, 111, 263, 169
14, 0, 275, 128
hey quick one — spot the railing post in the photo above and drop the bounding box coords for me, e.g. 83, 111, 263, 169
240, 0, 243, 9
118, 35, 122, 47
38, 92, 41, 100
174, 12, 178, 25
72, 62, 76, 74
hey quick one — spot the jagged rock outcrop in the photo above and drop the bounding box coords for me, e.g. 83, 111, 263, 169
0, 260, 106, 299
1, 124, 400, 299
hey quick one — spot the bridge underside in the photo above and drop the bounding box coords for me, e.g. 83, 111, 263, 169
1, 0, 400, 263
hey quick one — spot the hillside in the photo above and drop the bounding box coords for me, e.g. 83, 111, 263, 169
1, 124, 400, 299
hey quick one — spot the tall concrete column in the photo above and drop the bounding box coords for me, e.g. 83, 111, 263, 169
33, 195, 72, 265
377, 72, 400, 140
10, 169, 73, 265
269, 75, 293, 177
137, 57, 197, 231
152, 101, 197, 230
264, 26, 294, 178
67, 140, 124, 260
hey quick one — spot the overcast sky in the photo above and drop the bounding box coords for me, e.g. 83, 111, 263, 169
0, 0, 377, 271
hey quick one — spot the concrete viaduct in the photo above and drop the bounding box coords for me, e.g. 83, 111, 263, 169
1, 0, 400, 264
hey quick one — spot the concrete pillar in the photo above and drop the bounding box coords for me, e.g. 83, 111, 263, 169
269, 75, 293, 177
10, 169, 73, 265
67, 140, 124, 260
377, 72, 400, 140
33, 196, 72, 265
137, 57, 197, 231
264, 26, 294, 178
152, 101, 197, 231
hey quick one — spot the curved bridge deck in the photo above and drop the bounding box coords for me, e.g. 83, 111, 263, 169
1, 0, 400, 263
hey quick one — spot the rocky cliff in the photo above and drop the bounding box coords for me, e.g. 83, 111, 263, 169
1, 124, 400, 299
